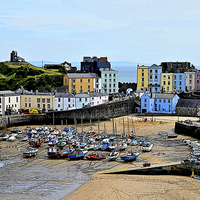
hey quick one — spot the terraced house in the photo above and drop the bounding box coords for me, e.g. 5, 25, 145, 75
63, 73, 101, 94
160, 73, 173, 93
137, 65, 149, 91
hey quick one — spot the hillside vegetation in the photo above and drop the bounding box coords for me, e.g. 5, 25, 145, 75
0, 62, 65, 91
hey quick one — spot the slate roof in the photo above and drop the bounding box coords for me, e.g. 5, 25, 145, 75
176, 99, 200, 108
66, 73, 100, 78
147, 93, 176, 99
75, 94, 90, 98
55, 93, 74, 98
88, 93, 109, 97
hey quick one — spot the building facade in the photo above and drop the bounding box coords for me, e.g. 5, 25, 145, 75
63, 73, 100, 94
195, 71, 200, 91
160, 73, 173, 93
0, 91, 21, 115
75, 94, 90, 109
141, 93, 179, 114
89, 93, 109, 107
173, 73, 185, 93
148, 64, 162, 93
21, 92, 55, 111
54, 93, 75, 111
185, 70, 196, 92
137, 65, 149, 91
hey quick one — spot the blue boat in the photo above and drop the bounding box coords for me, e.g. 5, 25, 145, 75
101, 139, 110, 151
121, 151, 139, 162
68, 149, 88, 160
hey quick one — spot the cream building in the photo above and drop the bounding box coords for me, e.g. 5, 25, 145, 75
21, 92, 55, 111
137, 65, 149, 91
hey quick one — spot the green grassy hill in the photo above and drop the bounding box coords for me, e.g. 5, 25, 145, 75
0, 62, 65, 91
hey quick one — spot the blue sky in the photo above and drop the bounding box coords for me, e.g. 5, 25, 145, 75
1, 0, 200, 67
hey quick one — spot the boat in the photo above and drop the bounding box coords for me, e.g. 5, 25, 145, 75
118, 142, 127, 151
108, 142, 117, 151
101, 139, 110, 151
131, 140, 138, 146
7, 134, 16, 142
48, 146, 75, 158
29, 137, 43, 147
23, 147, 38, 158
68, 149, 88, 160
121, 150, 139, 162
193, 175, 200, 180
86, 152, 106, 160
139, 137, 146, 145
168, 134, 178, 138
108, 151, 120, 161
141, 142, 153, 152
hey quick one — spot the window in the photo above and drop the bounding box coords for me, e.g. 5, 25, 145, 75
163, 75, 166, 79
174, 81, 176, 86
155, 70, 158, 73
85, 98, 87, 102
150, 70, 152, 73
163, 81, 166, 85
144, 99, 147, 102
80, 79, 82, 83
79, 98, 81, 102
168, 75, 170, 79
168, 99, 170, 103
8, 97, 10, 103
174, 75, 176, 80
197, 80, 199, 84
25, 97, 27, 102
72, 85, 76, 89
37, 98, 40, 102
68, 98, 70, 102
159, 99, 161, 102
142, 73, 144, 76
72, 78, 76, 83
58, 98, 61, 102
43, 104, 45, 109
25, 103, 27, 107
164, 99, 166, 103
105, 79, 107, 82
197, 86, 199, 90
114, 79, 116, 82
109, 74, 111, 77
197, 75, 200, 79
109, 79, 111, 82
189, 80, 192, 84
144, 104, 146, 107
189, 74, 192, 78
16, 97, 18, 102
142, 69, 144, 72
47, 98, 50, 103
155, 75, 158, 79
37, 104, 40, 108
113, 84, 115, 87
109, 84, 111, 87
15, 104, 16, 107
29, 103, 31, 107
179, 81, 181, 86
142, 83, 144, 87
58, 104, 60, 107
114, 74, 116, 77
150, 75, 152, 79
142, 78, 144, 81
88, 79, 90, 83
168, 81, 170, 85
48, 104, 50, 108
109, 89, 111, 92
29, 98, 31, 102
155, 88, 157, 92
0, 98, 1, 103
169, 105, 171, 111
190, 86, 192, 90
179, 75, 182, 79
42, 98, 45, 103
167, 87, 169, 91
88, 85, 90, 89
105, 74, 107, 77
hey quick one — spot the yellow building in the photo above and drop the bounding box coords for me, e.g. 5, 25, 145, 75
137, 65, 149, 91
63, 73, 99, 94
160, 73, 173, 93
21, 92, 55, 111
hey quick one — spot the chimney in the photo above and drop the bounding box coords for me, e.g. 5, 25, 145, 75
36, 90, 38, 94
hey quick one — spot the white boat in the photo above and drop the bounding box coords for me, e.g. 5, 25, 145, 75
108, 151, 120, 161
108, 142, 117, 151
8, 134, 16, 142
141, 142, 153, 152
23, 147, 38, 158
118, 142, 127, 151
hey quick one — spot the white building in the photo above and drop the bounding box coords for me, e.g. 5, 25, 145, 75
75, 94, 90, 109
55, 93, 75, 111
89, 93, 109, 107
0, 91, 21, 115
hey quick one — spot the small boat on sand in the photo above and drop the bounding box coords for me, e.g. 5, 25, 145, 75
121, 150, 139, 162
168, 134, 178, 138
68, 149, 88, 160
23, 147, 38, 158
86, 152, 106, 160
108, 151, 120, 161
193, 175, 200, 180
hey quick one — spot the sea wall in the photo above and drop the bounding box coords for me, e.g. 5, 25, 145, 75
0, 98, 137, 129
175, 122, 200, 140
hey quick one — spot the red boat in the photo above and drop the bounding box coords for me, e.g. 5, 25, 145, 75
29, 138, 43, 147
86, 152, 106, 160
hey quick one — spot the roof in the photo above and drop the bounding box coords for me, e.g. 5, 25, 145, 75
176, 99, 200, 108
146, 93, 177, 99
75, 94, 90, 98
66, 73, 100, 79
55, 93, 74, 98
88, 93, 109, 97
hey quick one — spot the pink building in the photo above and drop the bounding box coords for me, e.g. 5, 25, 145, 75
195, 71, 200, 91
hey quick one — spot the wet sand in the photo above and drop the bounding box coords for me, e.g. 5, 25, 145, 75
0, 115, 200, 199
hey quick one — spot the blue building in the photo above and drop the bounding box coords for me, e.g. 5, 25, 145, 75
173, 73, 185, 93
148, 64, 162, 93
75, 94, 90, 109
141, 93, 180, 114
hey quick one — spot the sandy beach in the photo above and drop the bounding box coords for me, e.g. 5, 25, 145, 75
0, 115, 200, 200
64, 115, 200, 200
